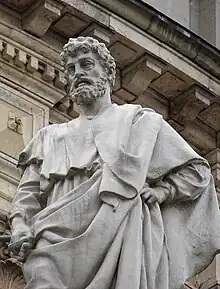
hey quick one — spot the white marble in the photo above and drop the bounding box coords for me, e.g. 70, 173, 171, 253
9, 37, 220, 289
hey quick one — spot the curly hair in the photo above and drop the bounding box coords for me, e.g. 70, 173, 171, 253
60, 36, 116, 90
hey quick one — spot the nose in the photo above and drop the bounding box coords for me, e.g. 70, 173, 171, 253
74, 64, 85, 79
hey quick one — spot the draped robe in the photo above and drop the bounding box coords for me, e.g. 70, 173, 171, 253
10, 104, 220, 289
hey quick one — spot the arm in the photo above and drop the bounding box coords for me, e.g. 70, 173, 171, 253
10, 163, 42, 261
142, 161, 211, 205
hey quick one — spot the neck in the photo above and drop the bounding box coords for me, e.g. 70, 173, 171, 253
79, 89, 112, 117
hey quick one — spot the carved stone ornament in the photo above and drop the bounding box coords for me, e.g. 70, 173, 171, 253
7, 112, 23, 135
0, 211, 25, 289
0, 263, 25, 289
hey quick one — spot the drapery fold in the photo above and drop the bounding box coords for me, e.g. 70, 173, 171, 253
11, 103, 220, 289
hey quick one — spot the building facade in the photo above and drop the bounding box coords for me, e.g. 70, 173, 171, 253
0, 0, 219, 288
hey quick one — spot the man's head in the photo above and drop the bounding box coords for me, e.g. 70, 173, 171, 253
60, 37, 116, 105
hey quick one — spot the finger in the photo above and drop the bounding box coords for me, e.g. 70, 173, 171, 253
18, 242, 32, 262
147, 195, 157, 204
142, 191, 151, 201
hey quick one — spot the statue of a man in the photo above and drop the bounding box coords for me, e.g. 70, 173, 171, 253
9, 37, 220, 289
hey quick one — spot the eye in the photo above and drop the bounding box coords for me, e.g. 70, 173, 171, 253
81, 60, 94, 70
68, 66, 75, 75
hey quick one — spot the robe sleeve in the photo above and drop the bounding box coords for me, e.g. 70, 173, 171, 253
10, 163, 42, 224
155, 161, 211, 204
10, 129, 44, 224
17, 129, 44, 173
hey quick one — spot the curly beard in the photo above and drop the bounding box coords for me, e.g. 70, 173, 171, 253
69, 77, 107, 105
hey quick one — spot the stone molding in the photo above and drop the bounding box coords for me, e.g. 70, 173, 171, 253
95, 0, 220, 79
0, 36, 66, 107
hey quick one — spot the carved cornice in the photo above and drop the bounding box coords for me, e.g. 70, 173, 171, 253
94, 0, 220, 79
0, 35, 66, 107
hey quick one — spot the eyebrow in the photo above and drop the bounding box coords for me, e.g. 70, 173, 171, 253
79, 57, 95, 63
66, 57, 95, 68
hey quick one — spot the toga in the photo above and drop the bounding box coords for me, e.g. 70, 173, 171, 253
10, 103, 220, 289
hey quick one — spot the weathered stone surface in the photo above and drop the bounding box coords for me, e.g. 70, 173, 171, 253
42, 64, 55, 82
188, 254, 220, 289
115, 87, 137, 102
150, 71, 187, 98
54, 70, 66, 89
133, 87, 169, 119
23, 0, 62, 37
122, 55, 163, 95
81, 24, 113, 45
199, 103, 220, 131
2, 43, 15, 62
205, 149, 220, 189
181, 120, 216, 153
26, 56, 38, 73
109, 41, 137, 67
3, 0, 36, 11
53, 12, 88, 37
171, 85, 211, 124
0, 37, 66, 105
14, 50, 27, 68
0, 263, 25, 289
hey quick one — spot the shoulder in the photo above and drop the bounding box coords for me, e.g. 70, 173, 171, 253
113, 103, 162, 123
39, 119, 80, 140
129, 105, 163, 124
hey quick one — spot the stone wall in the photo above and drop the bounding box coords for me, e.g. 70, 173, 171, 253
143, 0, 220, 49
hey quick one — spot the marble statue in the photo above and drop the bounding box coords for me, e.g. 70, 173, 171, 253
9, 36, 220, 289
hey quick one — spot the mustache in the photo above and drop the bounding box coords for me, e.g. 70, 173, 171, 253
70, 77, 95, 91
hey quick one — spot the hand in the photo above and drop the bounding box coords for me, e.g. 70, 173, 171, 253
9, 223, 34, 262
141, 183, 171, 205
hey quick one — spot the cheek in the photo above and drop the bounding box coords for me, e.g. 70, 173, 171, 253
90, 69, 101, 78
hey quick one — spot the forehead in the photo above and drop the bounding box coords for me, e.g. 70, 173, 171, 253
66, 51, 100, 66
